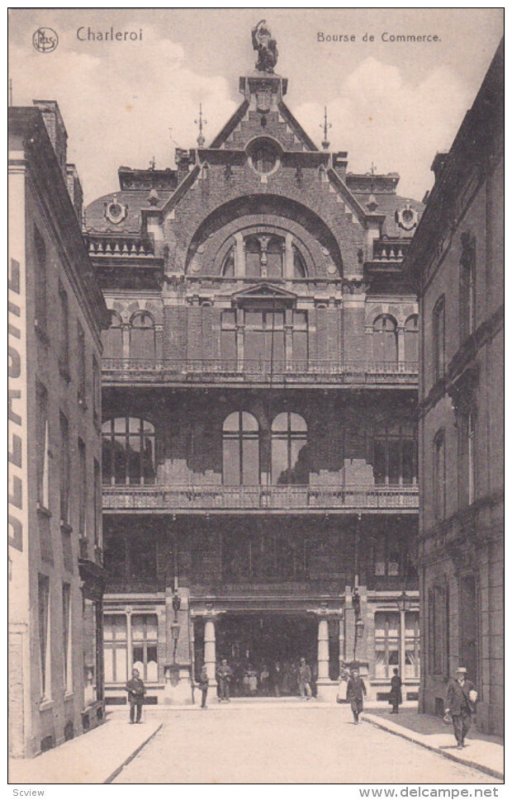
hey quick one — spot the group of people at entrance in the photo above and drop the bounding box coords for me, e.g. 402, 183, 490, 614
196, 656, 315, 707
200, 656, 316, 702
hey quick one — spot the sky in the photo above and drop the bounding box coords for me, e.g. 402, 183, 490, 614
9, 8, 503, 205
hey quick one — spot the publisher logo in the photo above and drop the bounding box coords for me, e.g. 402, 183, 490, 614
32, 27, 59, 53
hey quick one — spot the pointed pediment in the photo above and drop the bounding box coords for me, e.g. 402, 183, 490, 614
231, 282, 297, 305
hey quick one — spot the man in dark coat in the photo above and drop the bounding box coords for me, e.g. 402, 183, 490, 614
346, 667, 367, 723
216, 658, 233, 702
445, 667, 477, 749
197, 664, 209, 709
388, 667, 403, 714
125, 668, 146, 723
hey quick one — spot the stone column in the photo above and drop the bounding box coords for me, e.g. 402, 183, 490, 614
317, 617, 330, 680
397, 325, 405, 364
204, 614, 218, 686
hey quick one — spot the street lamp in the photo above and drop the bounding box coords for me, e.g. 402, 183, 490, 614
171, 621, 181, 664
396, 591, 411, 683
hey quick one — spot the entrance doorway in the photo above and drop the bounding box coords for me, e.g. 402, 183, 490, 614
195, 613, 319, 697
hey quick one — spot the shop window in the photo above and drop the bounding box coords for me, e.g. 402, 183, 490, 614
131, 614, 158, 682
222, 411, 260, 485
271, 412, 308, 485
405, 612, 421, 679
374, 612, 399, 679
373, 315, 398, 364
102, 417, 156, 486
104, 613, 158, 684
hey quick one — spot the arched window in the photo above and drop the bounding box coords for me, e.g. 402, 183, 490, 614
404, 315, 419, 363
271, 412, 308, 485
373, 315, 398, 364
245, 234, 284, 279
221, 246, 235, 277
251, 145, 277, 174
102, 417, 156, 485
432, 297, 445, 382
293, 245, 307, 278
222, 412, 260, 485
103, 311, 123, 359
129, 311, 155, 360
373, 421, 417, 486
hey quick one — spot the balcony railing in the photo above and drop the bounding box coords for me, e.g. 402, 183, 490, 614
372, 239, 410, 262
102, 358, 418, 386
103, 484, 418, 513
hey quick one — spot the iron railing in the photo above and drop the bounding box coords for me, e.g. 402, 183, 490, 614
103, 483, 419, 512
101, 358, 418, 385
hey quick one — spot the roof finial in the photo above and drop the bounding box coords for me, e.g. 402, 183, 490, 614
194, 104, 207, 147
370, 161, 377, 175
149, 156, 156, 170
320, 106, 332, 150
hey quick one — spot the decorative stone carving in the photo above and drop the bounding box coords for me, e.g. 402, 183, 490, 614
252, 20, 278, 74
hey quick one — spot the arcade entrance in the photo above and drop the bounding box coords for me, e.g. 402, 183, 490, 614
195, 613, 324, 697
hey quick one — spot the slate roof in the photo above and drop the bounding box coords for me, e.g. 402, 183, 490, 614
85, 190, 173, 235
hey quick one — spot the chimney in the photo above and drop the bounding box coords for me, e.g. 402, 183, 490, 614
175, 148, 192, 182
33, 100, 68, 177
66, 164, 84, 223
431, 152, 448, 182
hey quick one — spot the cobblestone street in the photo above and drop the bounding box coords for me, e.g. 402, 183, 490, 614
113, 706, 498, 784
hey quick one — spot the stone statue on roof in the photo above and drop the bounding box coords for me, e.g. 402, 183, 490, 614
252, 19, 278, 74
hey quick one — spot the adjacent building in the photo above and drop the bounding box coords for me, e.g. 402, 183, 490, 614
85, 51, 423, 705
9, 102, 109, 757
404, 41, 503, 734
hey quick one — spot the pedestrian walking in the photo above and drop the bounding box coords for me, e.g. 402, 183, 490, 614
125, 668, 146, 724
388, 667, 403, 714
216, 658, 233, 702
346, 667, 366, 723
297, 656, 312, 699
445, 667, 478, 749
197, 664, 209, 709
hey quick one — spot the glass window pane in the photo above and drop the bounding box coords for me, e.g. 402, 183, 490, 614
289, 413, 307, 432
272, 413, 288, 432
104, 648, 114, 683
245, 330, 264, 361
221, 330, 237, 362
402, 439, 415, 484
388, 440, 400, 483
223, 439, 240, 485
242, 439, 260, 484
374, 440, 386, 484
146, 616, 158, 639
114, 616, 127, 641
132, 615, 144, 640
223, 412, 240, 432
114, 417, 126, 433
115, 647, 127, 682
272, 438, 289, 484
241, 412, 258, 432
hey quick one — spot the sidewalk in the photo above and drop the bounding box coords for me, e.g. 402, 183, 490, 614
9, 713, 162, 784
362, 708, 504, 781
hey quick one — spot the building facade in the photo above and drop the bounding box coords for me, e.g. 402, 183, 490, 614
85, 55, 422, 705
404, 42, 503, 734
9, 102, 108, 757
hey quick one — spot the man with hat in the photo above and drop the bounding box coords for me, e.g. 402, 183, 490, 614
346, 666, 367, 724
445, 667, 478, 749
